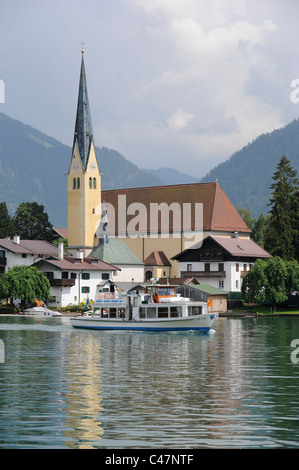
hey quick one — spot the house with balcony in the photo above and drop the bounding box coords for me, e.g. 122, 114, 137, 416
172, 234, 271, 293
0, 237, 119, 307
33, 251, 119, 308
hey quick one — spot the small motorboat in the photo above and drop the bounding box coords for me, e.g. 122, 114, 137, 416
22, 299, 62, 317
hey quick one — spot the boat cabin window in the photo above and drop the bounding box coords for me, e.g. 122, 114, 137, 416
157, 307, 168, 318
109, 308, 117, 318
147, 307, 157, 318
188, 305, 202, 316
157, 287, 175, 296
170, 306, 182, 317
98, 307, 125, 319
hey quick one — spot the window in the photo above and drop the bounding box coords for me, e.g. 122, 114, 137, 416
157, 307, 168, 318
62, 272, 68, 279
218, 280, 224, 289
77, 177, 80, 189
147, 307, 156, 318
188, 306, 202, 316
218, 263, 224, 272
205, 263, 210, 272
236, 263, 239, 272
102, 273, 109, 280
187, 264, 192, 271
243, 264, 247, 271
170, 306, 182, 318
93, 177, 97, 189
109, 308, 117, 318
71, 272, 77, 279
73, 178, 76, 189
89, 177, 92, 189
22, 254, 27, 259
0, 251, 5, 258
82, 286, 90, 294
45, 272, 54, 280
82, 273, 90, 280
236, 280, 239, 289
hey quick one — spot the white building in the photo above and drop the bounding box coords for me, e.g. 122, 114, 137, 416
0, 237, 120, 307
0, 236, 61, 273
172, 235, 271, 293
33, 250, 119, 307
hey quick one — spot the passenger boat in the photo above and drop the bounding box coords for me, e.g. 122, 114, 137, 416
22, 299, 62, 317
70, 284, 217, 332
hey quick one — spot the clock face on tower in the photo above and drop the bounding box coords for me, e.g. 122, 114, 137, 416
73, 162, 80, 171
89, 162, 96, 171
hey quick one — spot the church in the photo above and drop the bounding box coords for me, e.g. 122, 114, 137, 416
65, 50, 269, 288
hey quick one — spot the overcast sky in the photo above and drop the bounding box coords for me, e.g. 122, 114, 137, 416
1, 0, 299, 177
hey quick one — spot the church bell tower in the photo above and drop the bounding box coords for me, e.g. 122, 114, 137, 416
67, 48, 102, 256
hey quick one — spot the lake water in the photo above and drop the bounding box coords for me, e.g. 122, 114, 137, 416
0, 315, 299, 449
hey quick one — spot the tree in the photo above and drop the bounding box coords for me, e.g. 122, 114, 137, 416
13, 202, 53, 242
238, 207, 269, 247
242, 257, 299, 306
264, 156, 299, 260
251, 213, 269, 248
293, 188, 299, 261
0, 202, 15, 238
0, 265, 51, 305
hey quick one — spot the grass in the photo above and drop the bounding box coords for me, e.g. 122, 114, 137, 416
230, 303, 299, 315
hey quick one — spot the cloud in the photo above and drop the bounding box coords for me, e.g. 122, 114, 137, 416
2, 0, 299, 177
167, 109, 194, 130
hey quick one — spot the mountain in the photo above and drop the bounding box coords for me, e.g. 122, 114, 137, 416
201, 119, 299, 217
0, 113, 162, 227
142, 167, 200, 185
2, 111, 299, 229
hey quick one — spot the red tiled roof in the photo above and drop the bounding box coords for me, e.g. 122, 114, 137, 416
53, 228, 68, 239
0, 238, 60, 255
212, 236, 271, 258
144, 251, 171, 266
101, 182, 251, 235
35, 256, 119, 271
173, 235, 271, 260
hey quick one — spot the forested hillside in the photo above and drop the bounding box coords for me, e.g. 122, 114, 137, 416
201, 119, 299, 217
0, 113, 162, 226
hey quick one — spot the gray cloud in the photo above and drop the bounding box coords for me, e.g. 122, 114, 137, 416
1, 0, 299, 177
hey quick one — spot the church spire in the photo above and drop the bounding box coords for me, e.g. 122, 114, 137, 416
73, 49, 94, 171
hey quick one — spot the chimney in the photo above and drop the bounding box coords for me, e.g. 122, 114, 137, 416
231, 231, 238, 239
58, 242, 64, 260
76, 250, 84, 261
13, 235, 20, 244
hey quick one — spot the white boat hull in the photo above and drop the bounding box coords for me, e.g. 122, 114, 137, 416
70, 313, 216, 332
22, 307, 62, 317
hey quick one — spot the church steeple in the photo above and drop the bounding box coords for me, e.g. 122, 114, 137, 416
73, 50, 94, 170
67, 49, 102, 256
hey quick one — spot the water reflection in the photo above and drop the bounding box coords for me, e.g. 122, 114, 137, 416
0, 316, 299, 448
64, 334, 104, 448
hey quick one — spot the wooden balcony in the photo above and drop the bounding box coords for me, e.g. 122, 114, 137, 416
181, 270, 226, 278
49, 278, 76, 287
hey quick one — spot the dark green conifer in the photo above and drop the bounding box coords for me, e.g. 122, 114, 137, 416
265, 156, 299, 260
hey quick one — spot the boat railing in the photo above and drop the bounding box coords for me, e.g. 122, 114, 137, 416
94, 292, 126, 304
